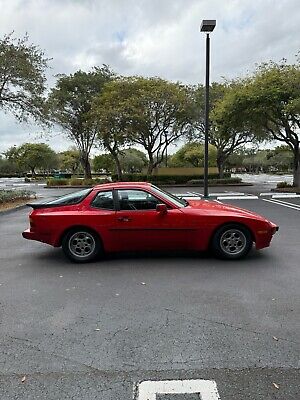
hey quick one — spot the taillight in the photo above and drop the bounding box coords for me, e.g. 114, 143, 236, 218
29, 217, 35, 230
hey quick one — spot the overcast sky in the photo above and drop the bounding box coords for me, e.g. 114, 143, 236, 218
0, 0, 299, 154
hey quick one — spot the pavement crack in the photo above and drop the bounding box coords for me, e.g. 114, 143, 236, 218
164, 308, 300, 346
3, 335, 105, 374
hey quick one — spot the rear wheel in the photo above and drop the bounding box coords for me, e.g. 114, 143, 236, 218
212, 224, 253, 259
62, 229, 101, 263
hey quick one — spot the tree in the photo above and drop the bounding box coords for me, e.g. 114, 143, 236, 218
169, 142, 217, 167
216, 60, 300, 185
0, 154, 21, 175
89, 77, 132, 180
266, 145, 293, 172
242, 150, 270, 173
0, 33, 49, 122
193, 83, 262, 178
93, 153, 115, 173
58, 148, 81, 173
48, 66, 114, 179
5, 143, 57, 176
92, 77, 194, 175
119, 149, 148, 173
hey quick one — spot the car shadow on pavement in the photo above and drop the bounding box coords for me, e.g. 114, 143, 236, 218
32, 246, 273, 271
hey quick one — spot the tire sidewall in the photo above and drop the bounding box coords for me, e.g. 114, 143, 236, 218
212, 224, 252, 260
62, 229, 101, 263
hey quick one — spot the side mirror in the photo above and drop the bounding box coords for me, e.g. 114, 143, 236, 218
156, 204, 167, 214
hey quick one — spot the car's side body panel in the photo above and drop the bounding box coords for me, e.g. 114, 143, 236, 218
23, 182, 278, 255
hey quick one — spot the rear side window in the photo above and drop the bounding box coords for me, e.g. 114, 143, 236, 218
90, 191, 114, 210
45, 188, 92, 206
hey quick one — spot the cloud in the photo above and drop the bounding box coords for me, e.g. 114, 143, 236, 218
0, 0, 299, 152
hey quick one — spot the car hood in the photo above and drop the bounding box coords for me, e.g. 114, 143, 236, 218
185, 199, 267, 221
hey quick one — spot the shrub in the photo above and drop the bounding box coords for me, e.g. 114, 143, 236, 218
111, 173, 231, 184
277, 181, 294, 188
47, 178, 68, 186
0, 189, 34, 204
69, 178, 84, 186
46, 177, 110, 187
188, 178, 242, 185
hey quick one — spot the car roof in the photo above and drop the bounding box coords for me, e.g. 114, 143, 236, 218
93, 181, 151, 191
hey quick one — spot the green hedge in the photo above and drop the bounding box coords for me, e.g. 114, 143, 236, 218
188, 177, 242, 185
111, 173, 231, 184
46, 177, 110, 186
47, 178, 69, 186
277, 181, 294, 188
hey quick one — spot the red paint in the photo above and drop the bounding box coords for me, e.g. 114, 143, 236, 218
22, 182, 278, 254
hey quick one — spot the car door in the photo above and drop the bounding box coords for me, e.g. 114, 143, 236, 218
113, 188, 195, 251
84, 190, 117, 252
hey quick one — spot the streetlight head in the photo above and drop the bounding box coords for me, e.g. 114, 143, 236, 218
200, 20, 216, 33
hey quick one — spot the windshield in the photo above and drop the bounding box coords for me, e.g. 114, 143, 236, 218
150, 184, 188, 207
45, 188, 92, 206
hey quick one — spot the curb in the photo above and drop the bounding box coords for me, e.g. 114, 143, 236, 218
0, 204, 29, 216
44, 183, 253, 189
44, 185, 91, 189
270, 188, 300, 194
160, 183, 253, 188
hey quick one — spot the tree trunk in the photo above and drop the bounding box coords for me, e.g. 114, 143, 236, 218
146, 152, 156, 176
293, 148, 300, 187
217, 155, 225, 179
113, 155, 123, 181
80, 153, 92, 180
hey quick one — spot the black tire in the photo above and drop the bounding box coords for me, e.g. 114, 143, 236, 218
212, 224, 253, 260
62, 228, 102, 263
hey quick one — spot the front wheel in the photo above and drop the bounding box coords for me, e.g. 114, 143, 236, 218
212, 224, 253, 260
62, 229, 101, 263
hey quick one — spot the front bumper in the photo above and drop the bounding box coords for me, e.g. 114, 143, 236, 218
255, 224, 279, 250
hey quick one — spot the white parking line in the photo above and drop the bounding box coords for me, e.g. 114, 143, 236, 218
262, 198, 300, 211
217, 195, 258, 200
270, 198, 300, 209
135, 379, 221, 400
272, 193, 300, 199
208, 192, 244, 196
260, 193, 275, 197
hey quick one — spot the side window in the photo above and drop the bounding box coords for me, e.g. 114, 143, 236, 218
118, 189, 162, 211
91, 191, 114, 210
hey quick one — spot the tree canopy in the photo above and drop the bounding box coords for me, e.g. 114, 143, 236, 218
91, 77, 194, 176
48, 66, 114, 179
0, 33, 49, 122
192, 83, 263, 177
215, 60, 300, 185
5, 143, 57, 175
169, 142, 217, 168
58, 148, 81, 173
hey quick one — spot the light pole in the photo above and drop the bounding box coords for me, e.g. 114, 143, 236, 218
200, 19, 216, 198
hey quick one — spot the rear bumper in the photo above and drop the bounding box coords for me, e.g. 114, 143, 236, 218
22, 229, 38, 241
22, 229, 53, 245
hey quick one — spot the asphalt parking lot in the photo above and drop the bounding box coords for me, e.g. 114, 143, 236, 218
0, 186, 299, 399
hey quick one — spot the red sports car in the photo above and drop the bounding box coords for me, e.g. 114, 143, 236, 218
22, 182, 278, 262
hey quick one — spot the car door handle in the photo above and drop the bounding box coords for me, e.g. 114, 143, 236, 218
117, 216, 132, 222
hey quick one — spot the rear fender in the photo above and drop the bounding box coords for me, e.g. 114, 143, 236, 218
55, 225, 103, 248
